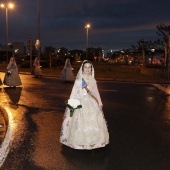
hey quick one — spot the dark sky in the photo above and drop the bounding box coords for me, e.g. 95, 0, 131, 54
0, 0, 170, 53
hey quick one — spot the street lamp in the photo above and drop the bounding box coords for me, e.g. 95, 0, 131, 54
151, 48, 155, 64
85, 24, 90, 60
37, 0, 41, 60
0, 2, 14, 62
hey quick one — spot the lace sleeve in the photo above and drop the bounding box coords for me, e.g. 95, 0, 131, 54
70, 78, 81, 100
93, 81, 103, 106
7, 63, 11, 70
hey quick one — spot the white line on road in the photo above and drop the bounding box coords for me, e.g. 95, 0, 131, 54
152, 84, 170, 95
0, 104, 14, 167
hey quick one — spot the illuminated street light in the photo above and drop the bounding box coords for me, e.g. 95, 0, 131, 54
151, 48, 155, 65
85, 24, 90, 60
1, 2, 14, 62
37, 0, 41, 60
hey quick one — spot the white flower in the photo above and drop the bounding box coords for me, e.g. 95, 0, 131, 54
7, 70, 11, 76
68, 98, 81, 108
65, 98, 82, 117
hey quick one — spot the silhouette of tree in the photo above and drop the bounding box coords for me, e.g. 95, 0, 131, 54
157, 23, 170, 67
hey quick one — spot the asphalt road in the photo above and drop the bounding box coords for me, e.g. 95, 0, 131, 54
0, 73, 170, 170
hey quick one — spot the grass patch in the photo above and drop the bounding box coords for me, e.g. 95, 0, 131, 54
0, 62, 168, 83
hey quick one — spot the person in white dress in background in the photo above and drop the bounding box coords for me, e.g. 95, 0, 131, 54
0, 78, 2, 86
32, 57, 42, 77
60, 60, 109, 150
3, 56, 22, 87
61, 58, 74, 82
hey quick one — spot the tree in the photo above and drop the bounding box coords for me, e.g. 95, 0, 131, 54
44, 46, 56, 68
156, 23, 170, 67
132, 38, 164, 66
136, 40, 151, 67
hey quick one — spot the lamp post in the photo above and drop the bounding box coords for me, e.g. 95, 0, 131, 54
85, 24, 90, 60
0, 2, 14, 63
37, 0, 40, 60
151, 48, 155, 65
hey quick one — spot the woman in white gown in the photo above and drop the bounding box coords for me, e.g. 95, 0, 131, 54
61, 58, 74, 82
3, 56, 22, 87
60, 60, 109, 150
32, 57, 42, 77
0, 78, 2, 86
0, 79, 2, 86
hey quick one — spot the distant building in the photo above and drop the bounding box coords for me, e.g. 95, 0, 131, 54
12, 42, 26, 55
0, 41, 26, 62
0, 45, 13, 62
68, 49, 85, 61
106, 52, 112, 58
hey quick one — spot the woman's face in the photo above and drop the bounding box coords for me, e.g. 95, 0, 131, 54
10, 57, 14, 62
83, 63, 92, 75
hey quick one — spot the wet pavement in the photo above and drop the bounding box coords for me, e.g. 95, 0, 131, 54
0, 107, 7, 146
1, 71, 170, 169
0, 72, 170, 148
1, 83, 169, 147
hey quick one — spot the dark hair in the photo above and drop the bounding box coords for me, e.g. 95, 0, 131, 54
82, 60, 92, 73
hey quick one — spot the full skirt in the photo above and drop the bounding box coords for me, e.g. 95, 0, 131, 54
34, 66, 42, 77
0, 78, 2, 86
60, 94, 109, 150
61, 67, 74, 82
3, 69, 22, 86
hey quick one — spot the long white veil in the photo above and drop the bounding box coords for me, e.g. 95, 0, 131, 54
76, 60, 95, 80
70, 60, 95, 99
64, 58, 71, 69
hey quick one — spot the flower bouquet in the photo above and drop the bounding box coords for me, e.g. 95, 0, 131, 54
7, 70, 11, 76
65, 98, 82, 117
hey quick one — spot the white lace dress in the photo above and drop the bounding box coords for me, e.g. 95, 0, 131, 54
60, 75, 109, 150
3, 63, 22, 87
33, 60, 42, 77
61, 63, 74, 82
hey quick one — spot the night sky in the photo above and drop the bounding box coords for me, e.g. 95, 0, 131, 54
0, 0, 170, 53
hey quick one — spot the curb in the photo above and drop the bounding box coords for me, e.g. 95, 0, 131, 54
1, 69, 170, 84
0, 105, 8, 146
152, 84, 170, 95
0, 106, 9, 128
0, 103, 14, 167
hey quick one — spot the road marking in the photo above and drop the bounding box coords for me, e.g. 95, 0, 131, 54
152, 84, 170, 95
0, 104, 14, 167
